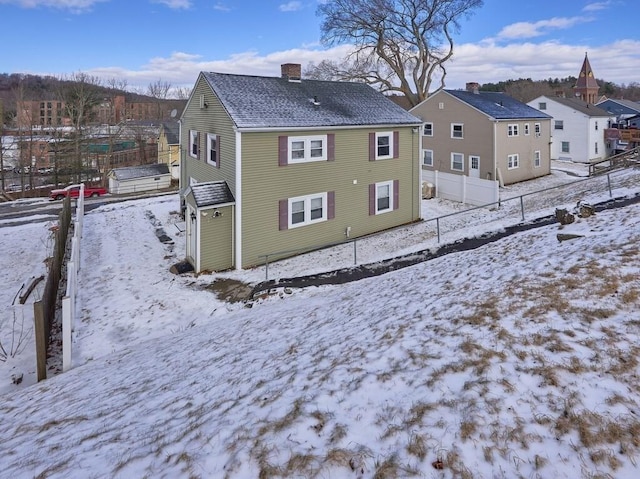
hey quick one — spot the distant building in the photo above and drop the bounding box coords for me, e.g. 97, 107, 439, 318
16, 96, 186, 129
16, 100, 70, 128
573, 53, 599, 104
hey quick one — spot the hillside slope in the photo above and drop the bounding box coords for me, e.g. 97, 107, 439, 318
1, 194, 639, 478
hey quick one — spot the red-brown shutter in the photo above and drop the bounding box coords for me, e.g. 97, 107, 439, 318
369, 184, 376, 215
216, 135, 221, 169
196, 132, 201, 160
393, 179, 399, 210
369, 132, 375, 161
279, 199, 288, 230
393, 131, 399, 158
278, 136, 288, 166
327, 134, 335, 161
328, 191, 335, 219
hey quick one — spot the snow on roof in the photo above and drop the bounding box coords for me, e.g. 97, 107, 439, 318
201, 71, 422, 129
190, 180, 235, 207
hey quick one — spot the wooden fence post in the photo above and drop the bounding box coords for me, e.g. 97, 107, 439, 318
33, 301, 47, 381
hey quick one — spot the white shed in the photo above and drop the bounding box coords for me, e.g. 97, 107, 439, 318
108, 164, 172, 195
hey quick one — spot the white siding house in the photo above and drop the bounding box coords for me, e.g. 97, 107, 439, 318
528, 96, 615, 163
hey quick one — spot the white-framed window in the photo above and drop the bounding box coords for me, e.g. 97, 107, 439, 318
524, 123, 530, 136
189, 130, 198, 159
554, 120, 564, 130
289, 192, 327, 228
451, 152, 464, 171
423, 149, 433, 166
561, 141, 570, 153
538, 102, 547, 110
595, 121, 599, 130
534, 150, 541, 168
423, 123, 433, 137
508, 124, 519, 137
375, 132, 394, 159
508, 154, 519, 169
288, 135, 327, 163
206, 133, 218, 167
375, 180, 394, 214
451, 123, 463, 139
470, 155, 480, 171
534, 123, 541, 137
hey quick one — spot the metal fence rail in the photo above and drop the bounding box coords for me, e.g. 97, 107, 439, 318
258, 168, 638, 281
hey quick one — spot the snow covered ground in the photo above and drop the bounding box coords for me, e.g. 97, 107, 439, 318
1, 164, 640, 478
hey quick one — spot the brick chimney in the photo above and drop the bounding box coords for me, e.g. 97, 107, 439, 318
281, 63, 302, 82
466, 82, 480, 94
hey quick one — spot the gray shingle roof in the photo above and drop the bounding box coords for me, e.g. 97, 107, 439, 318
110, 163, 170, 181
201, 72, 422, 129
544, 97, 612, 117
161, 120, 180, 144
190, 181, 235, 207
446, 90, 552, 120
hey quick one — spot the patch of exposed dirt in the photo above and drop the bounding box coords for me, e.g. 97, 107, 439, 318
201, 278, 254, 303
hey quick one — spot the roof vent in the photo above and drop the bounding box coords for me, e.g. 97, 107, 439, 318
310, 96, 321, 106
281, 63, 302, 82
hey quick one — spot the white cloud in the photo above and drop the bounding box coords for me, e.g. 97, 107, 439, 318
583, 1, 612, 12
446, 39, 640, 89
0, 0, 108, 13
496, 16, 592, 40
213, 2, 230, 11
279, 1, 302, 12
54, 38, 640, 94
150, 0, 191, 9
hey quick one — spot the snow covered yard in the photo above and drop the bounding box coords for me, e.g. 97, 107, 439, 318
1, 165, 640, 478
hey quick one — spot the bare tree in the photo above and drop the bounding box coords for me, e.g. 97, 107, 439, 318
174, 86, 192, 100
314, 0, 483, 107
58, 72, 102, 183
147, 79, 172, 120
99, 77, 131, 185
12, 80, 37, 194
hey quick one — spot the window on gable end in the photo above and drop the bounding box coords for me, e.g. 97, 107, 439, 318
189, 130, 198, 159
451, 123, 463, 139
206, 133, 220, 168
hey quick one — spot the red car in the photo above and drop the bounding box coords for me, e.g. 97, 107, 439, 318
49, 185, 108, 200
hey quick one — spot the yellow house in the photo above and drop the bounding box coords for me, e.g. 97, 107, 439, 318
158, 120, 180, 179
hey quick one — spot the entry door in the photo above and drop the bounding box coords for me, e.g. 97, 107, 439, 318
469, 156, 480, 178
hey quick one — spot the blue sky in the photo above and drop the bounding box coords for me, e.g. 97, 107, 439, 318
1, 0, 638, 93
